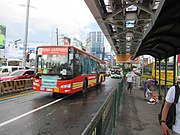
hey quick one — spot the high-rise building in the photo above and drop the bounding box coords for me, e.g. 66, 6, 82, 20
86, 31, 104, 59
53, 33, 84, 50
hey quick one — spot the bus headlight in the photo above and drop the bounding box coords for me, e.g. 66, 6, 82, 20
33, 82, 40, 87
60, 84, 71, 88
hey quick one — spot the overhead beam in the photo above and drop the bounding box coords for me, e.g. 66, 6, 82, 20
133, 3, 155, 15
105, 5, 130, 21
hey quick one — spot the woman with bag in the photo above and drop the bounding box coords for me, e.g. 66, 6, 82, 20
161, 76, 180, 135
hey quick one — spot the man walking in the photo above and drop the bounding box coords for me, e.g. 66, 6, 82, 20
126, 69, 135, 95
161, 76, 180, 135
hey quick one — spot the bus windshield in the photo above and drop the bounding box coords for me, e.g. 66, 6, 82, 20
36, 47, 73, 76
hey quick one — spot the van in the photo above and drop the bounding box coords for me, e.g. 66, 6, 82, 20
0, 66, 24, 77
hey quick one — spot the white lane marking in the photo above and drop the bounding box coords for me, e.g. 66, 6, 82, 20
0, 95, 72, 128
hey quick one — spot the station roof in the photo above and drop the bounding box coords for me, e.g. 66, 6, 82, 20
84, 0, 160, 56
133, 0, 180, 60
85, 0, 180, 61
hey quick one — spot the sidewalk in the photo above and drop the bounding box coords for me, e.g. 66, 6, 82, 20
115, 86, 162, 135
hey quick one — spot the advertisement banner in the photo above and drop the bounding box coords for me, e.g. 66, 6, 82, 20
178, 54, 180, 63
116, 54, 140, 63
0, 25, 6, 49
38, 48, 68, 55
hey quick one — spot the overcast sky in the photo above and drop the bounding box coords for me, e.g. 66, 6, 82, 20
0, 0, 106, 45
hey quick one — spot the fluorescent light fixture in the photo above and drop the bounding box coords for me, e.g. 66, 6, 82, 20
126, 5, 137, 11
126, 20, 135, 28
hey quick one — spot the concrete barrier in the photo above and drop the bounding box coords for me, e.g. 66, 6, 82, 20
14, 80, 25, 92
0, 79, 33, 95
0, 81, 14, 94
24, 79, 33, 90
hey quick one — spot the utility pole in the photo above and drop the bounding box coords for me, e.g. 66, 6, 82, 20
22, 0, 30, 68
56, 28, 59, 45
102, 47, 105, 60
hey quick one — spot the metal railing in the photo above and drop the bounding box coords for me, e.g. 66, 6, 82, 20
81, 79, 124, 135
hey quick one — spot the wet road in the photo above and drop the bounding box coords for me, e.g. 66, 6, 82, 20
0, 77, 120, 135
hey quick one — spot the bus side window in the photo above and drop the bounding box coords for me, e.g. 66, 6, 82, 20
77, 52, 82, 75
88, 58, 92, 74
82, 54, 88, 74
97, 63, 100, 73
91, 59, 97, 74
99, 64, 105, 73
74, 50, 82, 76
82, 56, 85, 73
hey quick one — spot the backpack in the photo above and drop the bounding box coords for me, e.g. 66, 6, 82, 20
158, 85, 180, 129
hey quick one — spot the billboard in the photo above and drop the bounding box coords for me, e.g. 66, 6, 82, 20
178, 54, 180, 63
116, 54, 140, 63
0, 25, 6, 49
38, 47, 68, 55
64, 37, 71, 45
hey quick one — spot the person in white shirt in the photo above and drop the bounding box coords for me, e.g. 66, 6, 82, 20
126, 69, 135, 95
161, 76, 180, 135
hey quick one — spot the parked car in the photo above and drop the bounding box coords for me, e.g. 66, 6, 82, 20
0, 66, 25, 77
0, 69, 34, 81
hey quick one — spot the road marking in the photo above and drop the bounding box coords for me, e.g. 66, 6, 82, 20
0, 91, 37, 102
0, 98, 17, 103
0, 94, 72, 128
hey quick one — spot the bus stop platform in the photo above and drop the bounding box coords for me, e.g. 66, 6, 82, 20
115, 86, 162, 135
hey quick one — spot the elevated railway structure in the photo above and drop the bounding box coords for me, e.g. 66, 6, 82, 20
85, 0, 160, 55
85, 0, 180, 92
85, 0, 180, 61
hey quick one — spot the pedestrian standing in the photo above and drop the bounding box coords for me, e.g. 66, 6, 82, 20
126, 69, 135, 95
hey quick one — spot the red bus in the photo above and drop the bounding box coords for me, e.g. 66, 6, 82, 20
33, 45, 106, 94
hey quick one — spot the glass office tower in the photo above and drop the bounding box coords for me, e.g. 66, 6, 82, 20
86, 31, 104, 59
